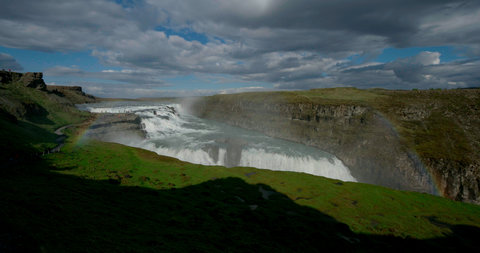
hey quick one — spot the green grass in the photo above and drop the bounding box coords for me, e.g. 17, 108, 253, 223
204, 87, 384, 107
45, 126, 480, 240
292, 87, 387, 104
0, 128, 478, 251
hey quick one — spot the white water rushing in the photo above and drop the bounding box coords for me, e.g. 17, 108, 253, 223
80, 101, 357, 182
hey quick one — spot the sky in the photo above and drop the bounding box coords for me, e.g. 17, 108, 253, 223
0, 0, 479, 98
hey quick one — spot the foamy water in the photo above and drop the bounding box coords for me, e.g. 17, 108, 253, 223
79, 101, 357, 182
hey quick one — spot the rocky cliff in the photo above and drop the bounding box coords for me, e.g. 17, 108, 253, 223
380, 89, 480, 204
1, 71, 95, 104
0, 71, 46, 90
47, 85, 96, 104
186, 88, 480, 204
0, 71, 95, 120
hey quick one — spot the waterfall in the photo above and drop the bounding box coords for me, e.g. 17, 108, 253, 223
80, 101, 357, 182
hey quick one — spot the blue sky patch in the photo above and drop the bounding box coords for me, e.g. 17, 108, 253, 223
155, 26, 209, 45
113, 0, 138, 9
0, 46, 110, 73
376, 46, 464, 63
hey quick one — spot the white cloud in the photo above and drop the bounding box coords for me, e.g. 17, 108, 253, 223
412, 51, 441, 65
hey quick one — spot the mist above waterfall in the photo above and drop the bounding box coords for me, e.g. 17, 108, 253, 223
79, 101, 356, 182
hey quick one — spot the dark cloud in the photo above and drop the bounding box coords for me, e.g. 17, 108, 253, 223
156, 0, 480, 50
386, 51, 441, 83
1, 0, 479, 95
274, 53, 480, 90
45, 66, 168, 86
0, 53, 23, 71
0, 0, 162, 52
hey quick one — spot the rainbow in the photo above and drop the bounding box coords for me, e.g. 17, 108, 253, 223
69, 117, 100, 148
375, 112, 443, 196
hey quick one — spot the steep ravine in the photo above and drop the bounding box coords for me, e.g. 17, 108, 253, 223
187, 91, 480, 204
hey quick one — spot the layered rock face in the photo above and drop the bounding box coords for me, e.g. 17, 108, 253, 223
424, 158, 479, 202
381, 90, 480, 204
47, 85, 96, 104
20, 72, 46, 90
189, 100, 436, 195
85, 113, 145, 143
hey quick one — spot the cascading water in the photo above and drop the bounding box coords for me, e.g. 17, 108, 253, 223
79, 101, 357, 182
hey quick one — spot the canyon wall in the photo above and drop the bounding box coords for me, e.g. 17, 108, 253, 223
186, 89, 480, 204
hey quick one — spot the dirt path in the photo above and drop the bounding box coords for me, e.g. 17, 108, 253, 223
44, 123, 84, 155
54, 124, 76, 135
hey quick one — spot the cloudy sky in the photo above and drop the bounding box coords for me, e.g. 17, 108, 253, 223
1, 0, 479, 97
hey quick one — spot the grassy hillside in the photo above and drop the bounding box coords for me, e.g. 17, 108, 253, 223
51, 129, 480, 240
1, 80, 480, 251
0, 82, 91, 160
1, 124, 479, 252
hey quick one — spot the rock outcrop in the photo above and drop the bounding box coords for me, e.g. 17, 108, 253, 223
85, 113, 145, 143
0, 71, 46, 90
0, 70, 22, 84
424, 158, 480, 202
19, 72, 46, 90
47, 85, 96, 104
0, 71, 96, 120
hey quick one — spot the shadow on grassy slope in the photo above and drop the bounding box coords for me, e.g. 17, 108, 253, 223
1, 159, 479, 253
0, 116, 59, 162
22, 103, 54, 125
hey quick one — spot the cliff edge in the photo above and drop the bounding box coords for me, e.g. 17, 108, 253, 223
1, 70, 46, 90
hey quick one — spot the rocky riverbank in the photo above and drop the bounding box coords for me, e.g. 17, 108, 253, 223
85, 113, 146, 143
